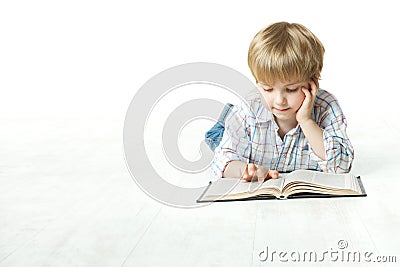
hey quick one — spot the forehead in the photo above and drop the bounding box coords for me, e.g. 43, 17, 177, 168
259, 80, 306, 87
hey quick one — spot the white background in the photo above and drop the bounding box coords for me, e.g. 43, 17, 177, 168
1, 1, 400, 266
1, 0, 399, 120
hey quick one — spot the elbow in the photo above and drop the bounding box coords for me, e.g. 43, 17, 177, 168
320, 135, 355, 173
329, 146, 355, 174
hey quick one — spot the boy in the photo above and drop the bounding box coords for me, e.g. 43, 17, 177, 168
210, 22, 354, 182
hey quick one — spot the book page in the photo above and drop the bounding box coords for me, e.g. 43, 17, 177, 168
284, 170, 353, 189
203, 178, 252, 197
259, 176, 285, 190
202, 176, 284, 198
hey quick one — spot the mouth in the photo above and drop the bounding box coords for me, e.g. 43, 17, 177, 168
274, 107, 290, 112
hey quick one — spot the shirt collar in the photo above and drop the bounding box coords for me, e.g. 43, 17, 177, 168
252, 93, 301, 134
253, 94, 274, 123
255, 106, 274, 123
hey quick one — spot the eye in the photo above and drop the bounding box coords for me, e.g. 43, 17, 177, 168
258, 83, 272, 92
286, 87, 299, 93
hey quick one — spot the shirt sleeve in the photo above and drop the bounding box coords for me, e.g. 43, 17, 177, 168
308, 104, 354, 173
210, 104, 251, 178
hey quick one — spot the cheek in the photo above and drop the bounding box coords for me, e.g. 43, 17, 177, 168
289, 93, 305, 109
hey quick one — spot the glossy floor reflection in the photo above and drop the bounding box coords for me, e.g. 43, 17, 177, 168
1, 114, 399, 267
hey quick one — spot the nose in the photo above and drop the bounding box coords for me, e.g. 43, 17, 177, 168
275, 92, 287, 106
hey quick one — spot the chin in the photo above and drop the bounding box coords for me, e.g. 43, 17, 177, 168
273, 113, 295, 120
273, 112, 290, 117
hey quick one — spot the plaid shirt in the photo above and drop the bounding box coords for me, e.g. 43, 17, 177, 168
211, 88, 354, 178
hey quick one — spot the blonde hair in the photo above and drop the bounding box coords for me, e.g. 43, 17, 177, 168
248, 22, 325, 86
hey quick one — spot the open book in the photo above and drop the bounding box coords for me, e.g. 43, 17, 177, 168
197, 170, 366, 202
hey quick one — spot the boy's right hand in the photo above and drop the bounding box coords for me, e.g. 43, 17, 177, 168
240, 163, 279, 183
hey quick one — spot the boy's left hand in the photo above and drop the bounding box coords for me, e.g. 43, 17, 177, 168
296, 78, 319, 124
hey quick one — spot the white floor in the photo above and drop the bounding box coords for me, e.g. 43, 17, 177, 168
1, 113, 400, 267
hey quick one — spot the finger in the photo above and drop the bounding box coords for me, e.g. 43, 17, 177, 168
301, 87, 311, 102
240, 173, 249, 181
240, 175, 252, 182
308, 79, 318, 96
248, 163, 256, 178
268, 170, 279, 179
240, 165, 250, 181
256, 167, 266, 183
241, 164, 254, 182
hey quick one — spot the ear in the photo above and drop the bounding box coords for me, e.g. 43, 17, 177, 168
310, 76, 319, 89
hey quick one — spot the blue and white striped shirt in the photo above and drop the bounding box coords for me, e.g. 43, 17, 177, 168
211, 88, 354, 178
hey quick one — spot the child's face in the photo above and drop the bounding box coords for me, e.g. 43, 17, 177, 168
257, 80, 309, 122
